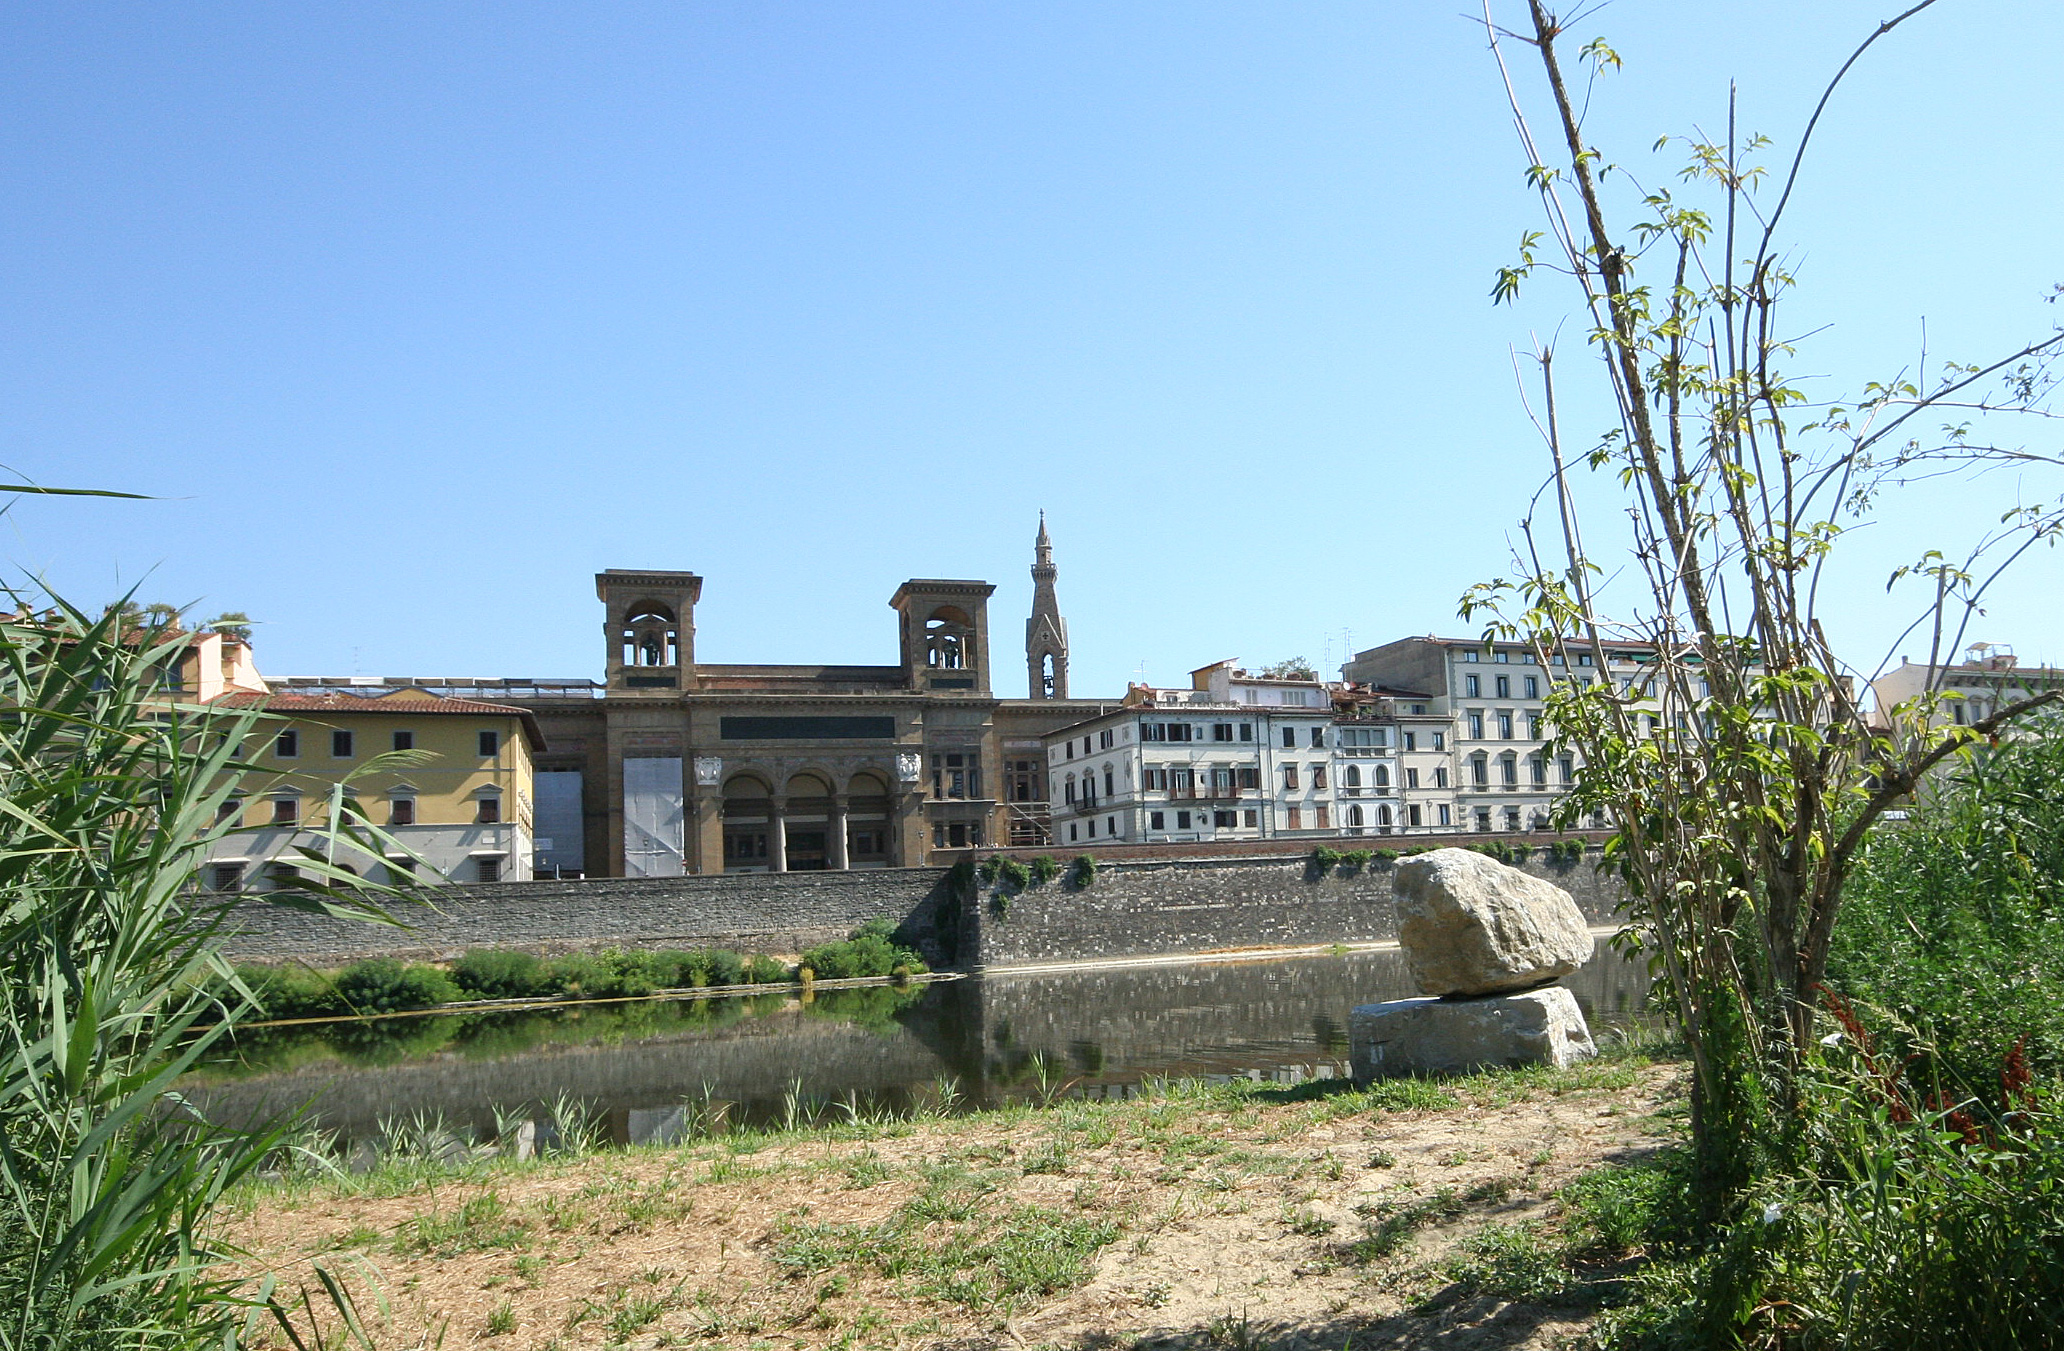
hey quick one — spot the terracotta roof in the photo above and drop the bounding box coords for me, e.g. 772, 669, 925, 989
209, 690, 547, 750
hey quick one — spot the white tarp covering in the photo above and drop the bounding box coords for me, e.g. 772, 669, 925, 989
534, 771, 586, 872
622, 757, 685, 877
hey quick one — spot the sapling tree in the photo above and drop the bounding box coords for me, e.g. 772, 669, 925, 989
1466, 0, 2064, 1206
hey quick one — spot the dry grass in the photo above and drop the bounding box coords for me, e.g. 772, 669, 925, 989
228, 1057, 1683, 1351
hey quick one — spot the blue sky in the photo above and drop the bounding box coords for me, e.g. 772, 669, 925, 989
4, 2, 2059, 694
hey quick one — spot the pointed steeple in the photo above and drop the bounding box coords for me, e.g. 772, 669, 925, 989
1026, 513, 1069, 699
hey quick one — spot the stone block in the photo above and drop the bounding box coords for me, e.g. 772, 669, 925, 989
1394, 848, 1594, 996
1349, 985, 1596, 1081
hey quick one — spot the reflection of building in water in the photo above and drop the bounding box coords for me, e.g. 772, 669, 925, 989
266, 521, 1119, 874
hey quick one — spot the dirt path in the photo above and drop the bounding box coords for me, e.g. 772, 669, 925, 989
232, 1058, 1682, 1351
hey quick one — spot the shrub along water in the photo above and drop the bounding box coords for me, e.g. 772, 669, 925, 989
799, 918, 928, 982
239, 942, 809, 1021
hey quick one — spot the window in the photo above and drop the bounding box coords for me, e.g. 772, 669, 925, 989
1100, 729, 1114, 749
1237, 767, 1260, 789
270, 797, 298, 826
1408, 804, 1423, 827
1064, 775, 1077, 804
1495, 675, 1510, 698
479, 730, 500, 757
1281, 727, 1295, 748
216, 798, 243, 824
331, 729, 353, 758
1406, 767, 1420, 789
1524, 676, 1539, 698
1498, 712, 1514, 739
476, 795, 501, 824
1069, 823, 1079, 842
1578, 653, 1594, 667
1287, 806, 1302, 829
1526, 714, 1542, 740
1530, 755, 1547, 786
1475, 808, 1492, 832
274, 729, 299, 758
1239, 723, 1253, 741
1170, 767, 1194, 797
1435, 766, 1450, 788
209, 863, 244, 893
1312, 764, 1328, 789
1212, 723, 1234, 742
1463, 650, 1480, 663
1432, 731, 1446, 751
1494, 650, 1510, 664
475, 856, 502, 884
1150, 810, 1165, 830
1176, 810, 1192, 829
1470, 756, 1488, 788
393, 730, 414, 752
1103, 768, 1114, 798
1345, 764, 1361, 788
1243, 810, 1258, 827
1211, 767, 1236, 795
1465, 674, 1480, 697
1087, 819, 1096, 838
1347, 803, 1364, 828
1468, 712, 1485, 740
1438, 804, 1452, 826
1140, 720, 1162, 741
1373, 764, 1390, 787
266, 862, 301, 889
1310, 727, 1324, 747
1376, 805, 1392, 830
389, 797, 416, 826
930, 751, 979, 799
1315, 804, 1330, 829
1283, 765, 1299, 791
1403, 731, 1418, 751
1500, 755, 1518, 786
1560, 756, 1575, 784
1107, 816, 1116, 835
1144, 767, 1167, 791
1065, 739, 1076, 759
1213, 810, 1237, 827
1503, 806, 1523, 831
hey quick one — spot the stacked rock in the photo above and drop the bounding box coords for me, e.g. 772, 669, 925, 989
1350, 848, 1598, 1082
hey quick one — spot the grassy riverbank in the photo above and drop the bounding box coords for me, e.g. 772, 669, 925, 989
231, 1046, 1682, 1351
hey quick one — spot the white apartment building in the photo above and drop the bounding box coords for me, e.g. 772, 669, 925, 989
1043, 662, 1337, 846
1343, 636, 1659, 833
1330, 684, 1460, 834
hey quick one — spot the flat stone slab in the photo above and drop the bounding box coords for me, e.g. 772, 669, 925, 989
1350, 986, 1597, 1081
1394, 848, 1594, 996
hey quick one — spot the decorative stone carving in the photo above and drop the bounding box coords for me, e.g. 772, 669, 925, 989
896, 751, 922, 783
1349, 987, 1597, 1081
1394, 848, 1594, 996
693, 756, 722, 787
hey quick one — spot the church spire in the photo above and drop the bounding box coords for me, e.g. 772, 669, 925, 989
1026, 512, 1069, 699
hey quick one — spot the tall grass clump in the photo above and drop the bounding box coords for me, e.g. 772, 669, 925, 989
0, 598, 419, 1348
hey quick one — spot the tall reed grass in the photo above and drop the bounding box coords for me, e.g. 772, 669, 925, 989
0, 600, 419, 1348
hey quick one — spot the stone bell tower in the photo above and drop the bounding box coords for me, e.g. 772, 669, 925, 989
1025, 512, 1069, 699
596, 569, 701, 694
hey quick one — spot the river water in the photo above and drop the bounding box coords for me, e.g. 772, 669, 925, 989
181, 946, 1652, 1149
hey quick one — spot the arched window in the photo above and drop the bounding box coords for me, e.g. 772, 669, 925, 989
1347, 803, 1364, 827
1376, 804, 1393, 830
621, 603, 678, 667
924, 607, 973, 670
1064, 774, 1076, 805
1373, 764, 1390, 788
1344, 765, 1361, 788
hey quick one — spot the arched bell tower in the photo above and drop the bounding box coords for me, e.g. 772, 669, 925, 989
889, 579, 995, 694
1025, 513, 1069, 699
597, 569, 701, 693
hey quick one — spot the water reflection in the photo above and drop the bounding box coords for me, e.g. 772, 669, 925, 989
182, 947, 1652, 1148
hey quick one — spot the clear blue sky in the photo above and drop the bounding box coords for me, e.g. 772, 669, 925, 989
5, 1, 2059, 694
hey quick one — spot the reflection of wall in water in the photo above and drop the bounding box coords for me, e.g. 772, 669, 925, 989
184, 1006, 955, 1145
963, 947, 1652, 1095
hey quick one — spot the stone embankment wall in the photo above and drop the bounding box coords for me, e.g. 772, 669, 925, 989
220, 868, 959, 966
956, 852, 1626, 969
220, 844, 1629, 971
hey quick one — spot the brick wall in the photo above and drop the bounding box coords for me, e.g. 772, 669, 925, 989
959, 850, 1626, 968
219, 841, 1628, 971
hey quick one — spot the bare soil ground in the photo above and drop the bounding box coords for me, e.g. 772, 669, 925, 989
230, 1058, 1683, 1351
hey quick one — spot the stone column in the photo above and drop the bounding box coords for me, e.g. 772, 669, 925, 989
829, 794, 851, 870
769, 797, 788, 872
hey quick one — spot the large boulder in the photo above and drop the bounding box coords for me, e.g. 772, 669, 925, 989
1349, 986, 1597, 1081
1394, 848, 1593, 996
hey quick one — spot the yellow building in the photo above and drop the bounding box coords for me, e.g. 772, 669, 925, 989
202, 687, 545, 890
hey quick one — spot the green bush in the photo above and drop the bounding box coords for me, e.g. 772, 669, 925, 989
1311, 846, 1342, 874
994, 857, 1031, 890
743, 954, 790, 984
1029, 855, 1061, 885
237, 963, 342, 1020
800, 923, 928, 981
331, 958, 460, 1015
1068, 854, 1097, 889
451, 948, 543, 999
